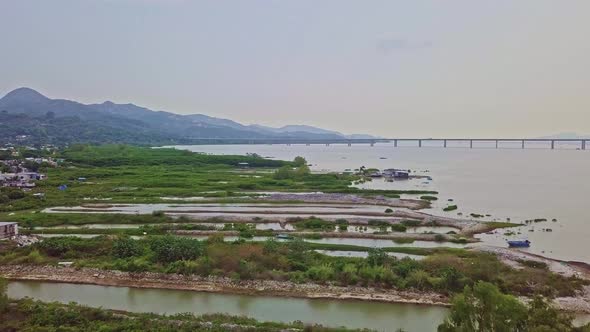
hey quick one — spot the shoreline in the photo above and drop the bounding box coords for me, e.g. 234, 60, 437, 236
1, 265, 449, 307
3, 264, 590, 314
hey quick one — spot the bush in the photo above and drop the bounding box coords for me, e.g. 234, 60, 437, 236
38, 237, 107, 257
6, 189, 25, 200
401, 220, 421, 227
420, 195, 438, 201
443, 205, 458, 212
112, 237, 144, 258
148, 236, 203, 263
166, 260, 199, 275
385, 208, 393, 213
434, 234, 446, 242
390, 224, 407, 232
151, 210, 165, 217
367, 248, 388, 266
306, 264, 334, 283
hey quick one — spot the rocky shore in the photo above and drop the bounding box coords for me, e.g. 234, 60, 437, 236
3, 264, 590, 314
0, 265, 449, 307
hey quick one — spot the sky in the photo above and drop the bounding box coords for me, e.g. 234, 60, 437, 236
1, 0, 589, 138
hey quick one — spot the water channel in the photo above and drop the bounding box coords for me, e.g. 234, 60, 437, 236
7, 281, 448, 332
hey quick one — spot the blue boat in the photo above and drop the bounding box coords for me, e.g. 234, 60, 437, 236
507, 240, 531, 248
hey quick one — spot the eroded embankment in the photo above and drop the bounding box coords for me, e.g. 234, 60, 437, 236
0, 265, 449, 306
2, 264, 590, 313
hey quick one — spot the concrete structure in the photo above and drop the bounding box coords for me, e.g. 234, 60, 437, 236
184, 138, 590, 150
0, 222, 18, 239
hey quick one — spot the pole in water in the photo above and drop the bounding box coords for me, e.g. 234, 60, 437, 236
522, 140, 525, 149
418, 140, 422, 148
551, 140, 555, 150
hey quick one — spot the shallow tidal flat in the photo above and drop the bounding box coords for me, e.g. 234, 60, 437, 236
42, 200, 473, 229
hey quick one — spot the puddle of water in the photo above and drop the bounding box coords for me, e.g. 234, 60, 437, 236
315, 250, 425, 260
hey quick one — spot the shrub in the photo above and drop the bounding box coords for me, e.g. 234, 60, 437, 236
420, 195, 438, 201
38, 237, 106, 257
434, 234, 446, 242
306, 264, 334, 283
400, 220, 421, 227
443, 205, 458, 212
152, 210, 165, 217
6, 190, 25, 200
406, 270, 431, 290
112, 237, 144, 258
367, 248, 388, 266
390, 224, 407, 232
148, 236, 203, 263
166, 260, 199, 275
385, 208, 394, 213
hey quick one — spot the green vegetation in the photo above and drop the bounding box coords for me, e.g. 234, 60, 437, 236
0, 145, 435, 213
390, 224, 407, 232
420, 195, 438, 201
0, 277, 7, 313
1, 236, 585, 298
63, 145, 287, 168
0, 187, 28, 205
290, 217, 336, 232
443, 205, 458, 212
0, 298, 363, 332
485, 221, 520, 230
439, 281, 586, 332
400, 220, 422, 227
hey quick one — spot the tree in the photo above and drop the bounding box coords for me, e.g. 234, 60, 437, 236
438, 282, 527, 332
293, 156, 307, 167
274, 165, 294, 180
526, 295, 573, 332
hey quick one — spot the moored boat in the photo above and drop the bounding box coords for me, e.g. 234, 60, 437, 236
507, 240, 531, 248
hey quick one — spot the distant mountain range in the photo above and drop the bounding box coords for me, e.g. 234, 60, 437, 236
0, 87, 376, 146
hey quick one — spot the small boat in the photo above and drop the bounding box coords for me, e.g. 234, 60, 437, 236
275, 234, 293, 240
507, 240, 531, 248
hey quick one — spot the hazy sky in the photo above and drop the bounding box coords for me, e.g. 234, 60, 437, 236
1, 0, 589, 137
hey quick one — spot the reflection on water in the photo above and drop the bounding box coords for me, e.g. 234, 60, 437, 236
8, 281, 447, 332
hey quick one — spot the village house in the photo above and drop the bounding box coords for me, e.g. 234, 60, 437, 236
0, 222, 18, 239
0, 172, 45, 188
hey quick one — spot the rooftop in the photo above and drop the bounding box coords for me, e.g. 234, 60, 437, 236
0, 222, 18, 226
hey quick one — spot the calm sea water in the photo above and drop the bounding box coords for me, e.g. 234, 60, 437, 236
173, 144, 590, 263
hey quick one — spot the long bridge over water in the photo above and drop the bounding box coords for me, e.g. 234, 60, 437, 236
186, 138, 588, 150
